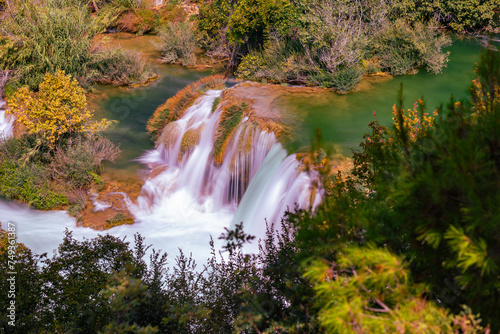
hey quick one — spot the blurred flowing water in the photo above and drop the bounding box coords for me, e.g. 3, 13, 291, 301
0, 99, 13, 139
0, 38, 484, 262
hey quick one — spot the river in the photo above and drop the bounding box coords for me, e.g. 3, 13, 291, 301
0, 37, 484, 264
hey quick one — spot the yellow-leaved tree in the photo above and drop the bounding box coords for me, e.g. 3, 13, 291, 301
7, 70, 107, 146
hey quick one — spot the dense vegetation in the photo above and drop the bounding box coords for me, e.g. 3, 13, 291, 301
2, 0, 496, 93
1, 41, 498, 333
196, 0, 498, 92
0, 0, 498, 332
0, 71, 119, 213
0, 0, 155, 91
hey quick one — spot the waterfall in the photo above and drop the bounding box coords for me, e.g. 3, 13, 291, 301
0, 99, 13, 140
0, 89, 323, 263
130, 89, 323, 245
231, 146, 323, 244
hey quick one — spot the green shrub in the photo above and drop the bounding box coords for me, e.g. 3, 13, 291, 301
50, 135, 120, 189
156, 22, 196, 66
0, 132, 119, 210
373, 20, 452, 75
0, 0, 154, 89
362, 58, 382, 74
236, 53, 266, 80
236, 38, 318, 85
0, 0, 97, 90
0, 160, 68, 210
67, 189, 87, 217
329, 66, 365, 93
90, 48, 155, 86
391, 0, 499, 33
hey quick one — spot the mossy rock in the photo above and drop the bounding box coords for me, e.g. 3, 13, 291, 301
105, 213, 134, 228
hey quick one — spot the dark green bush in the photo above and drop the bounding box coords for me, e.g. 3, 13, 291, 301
371, 20, 452, 75
329, 66, 365, 93
391, 0, 500, 33
236, 38, 318, 85
0, 133, 119, 210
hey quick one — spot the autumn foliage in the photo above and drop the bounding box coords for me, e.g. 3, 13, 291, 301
7, 71, 107, 146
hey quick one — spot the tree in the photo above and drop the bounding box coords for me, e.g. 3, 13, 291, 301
100, 270, 159, 334
304, 246, 459, 333
351, 42, 500, 330
6, 70, 107, 146
0, 228, 43, 333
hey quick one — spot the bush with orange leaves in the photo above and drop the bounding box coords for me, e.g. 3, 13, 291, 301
392, 98, 438, 143
147, 74, 226, 138
6, 71, 109, 147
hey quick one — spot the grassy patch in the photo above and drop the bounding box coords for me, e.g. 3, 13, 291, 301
211, 97, 221, 113
0, 160, 68, 210
213, 103, 246, 165
179, 127, 202, 161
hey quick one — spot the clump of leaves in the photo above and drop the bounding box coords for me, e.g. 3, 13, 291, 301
6, 71, 109, 146
156, 22, 196, 66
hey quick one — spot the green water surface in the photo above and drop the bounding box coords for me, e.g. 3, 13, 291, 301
280, 38, 483, 155
93, 65, 211, 175
94, 38, 484, 175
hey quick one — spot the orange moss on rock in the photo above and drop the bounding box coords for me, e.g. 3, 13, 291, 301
78, 173, 142, 230
147, 74, 226, 138
179, 126, 202, 161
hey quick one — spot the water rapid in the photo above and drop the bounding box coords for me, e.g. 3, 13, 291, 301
130, 89, 322, 249
0, 99, 13, 139
0, 90, 322, 262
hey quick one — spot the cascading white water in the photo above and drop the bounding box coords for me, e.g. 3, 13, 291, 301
0, 90, 323, 263
231, 146, 323, 246
132, 90, 276, 214
131, 89, 323, 247
0, 99, 14, 139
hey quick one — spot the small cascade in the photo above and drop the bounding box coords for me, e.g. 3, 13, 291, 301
130, 89, 323, 247
0, 99, 13, 139
0, 89, 323, 263
231, 146, 323, 243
